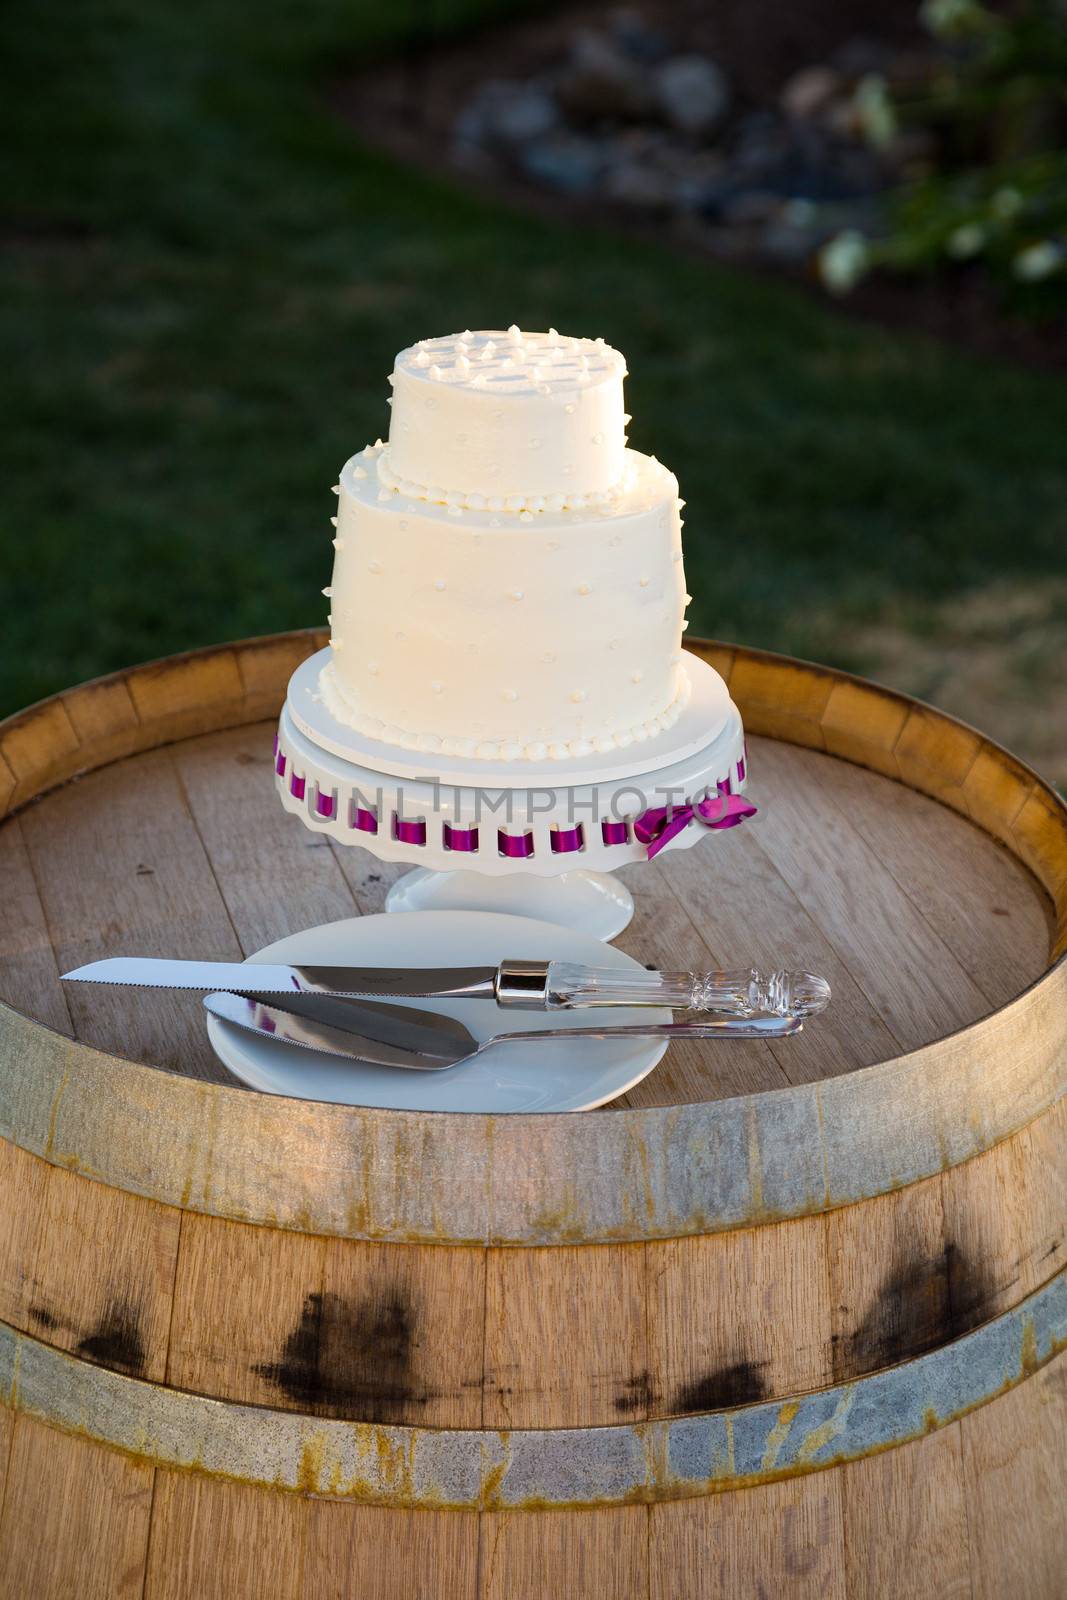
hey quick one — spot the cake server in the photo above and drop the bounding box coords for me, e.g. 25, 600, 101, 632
203, 991, 805, 1072
63, 958, 830, 1017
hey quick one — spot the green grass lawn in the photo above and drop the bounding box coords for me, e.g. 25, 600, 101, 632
2, 0, 1066, 772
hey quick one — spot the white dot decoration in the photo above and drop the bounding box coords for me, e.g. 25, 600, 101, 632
367, 662, 379, 675
631, 670, 643, 683
639, 575, 650, 587
529, 438, 542, 450
368, 560, 382, 573
431, 681, 443, 694
434, 579, 447, 591
503, 689, 518, 702
609, 639, 622, 650
570, 689, 586, 703
510, 590, 525, 601
543, 651, 556, 663
592, 432, 605, 445
578, 584, 591, 596
396, 332, 623, 398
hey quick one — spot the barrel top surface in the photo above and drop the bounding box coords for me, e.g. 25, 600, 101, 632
0, 679, 1052, 1114
0, 632, 1064, 1242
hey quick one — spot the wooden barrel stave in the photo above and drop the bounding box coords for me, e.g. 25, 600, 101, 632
0, 632, 1064, 1596
0, 1099, 1064, 1429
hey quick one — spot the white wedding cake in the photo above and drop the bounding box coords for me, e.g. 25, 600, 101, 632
320, 327, 693, 762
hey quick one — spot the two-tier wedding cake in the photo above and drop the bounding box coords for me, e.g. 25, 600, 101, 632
320, 327, 692, 763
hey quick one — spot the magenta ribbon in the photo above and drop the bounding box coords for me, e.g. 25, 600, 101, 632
634, 784, 757, 860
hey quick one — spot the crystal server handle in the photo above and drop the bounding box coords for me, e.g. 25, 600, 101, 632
538, 963, 832, 1018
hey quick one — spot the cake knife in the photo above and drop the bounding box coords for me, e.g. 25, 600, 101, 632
62, 957, 830, 1017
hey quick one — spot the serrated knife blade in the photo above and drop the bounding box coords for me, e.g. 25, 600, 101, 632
61, 956, 501, 1001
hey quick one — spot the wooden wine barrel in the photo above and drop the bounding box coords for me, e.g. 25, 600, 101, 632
0, 629, 1063, 1600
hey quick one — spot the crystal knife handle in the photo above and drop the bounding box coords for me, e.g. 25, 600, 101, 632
535, 963, 831, 1018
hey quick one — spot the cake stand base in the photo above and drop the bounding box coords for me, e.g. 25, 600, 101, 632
385, 867, 635, 940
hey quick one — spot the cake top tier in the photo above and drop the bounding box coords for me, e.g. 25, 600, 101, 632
386, 327, 628, 502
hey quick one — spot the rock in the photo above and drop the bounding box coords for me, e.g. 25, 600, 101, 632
602, 160, 676, 211
608, 7, 671, 65
611, 124, 670, 160
556, 30, 656, 122
671, 153, 731, 212
730, 111, 792, 184
457, 80, 559, 149
518, 133, 605, 194
488, 85, 560, 146
780, 65, 843, 121
720, 189, 782, 226
653, 55, 730, 139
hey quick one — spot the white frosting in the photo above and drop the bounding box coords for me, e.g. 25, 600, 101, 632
323, 433, 691, 761
388, 328, 628, 501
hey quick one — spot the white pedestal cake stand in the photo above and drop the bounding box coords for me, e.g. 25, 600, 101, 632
273, 648, 748, 940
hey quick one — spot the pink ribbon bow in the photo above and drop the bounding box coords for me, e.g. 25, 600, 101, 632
634, 784, 757, 860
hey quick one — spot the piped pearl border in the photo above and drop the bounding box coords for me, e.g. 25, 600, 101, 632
318, 660, 692, 764
375, 446, 637, 516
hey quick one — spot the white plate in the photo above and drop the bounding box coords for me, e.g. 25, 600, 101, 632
206, 910, 670, 1113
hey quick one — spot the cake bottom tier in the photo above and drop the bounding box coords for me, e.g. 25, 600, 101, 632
325, 445, 690, 762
